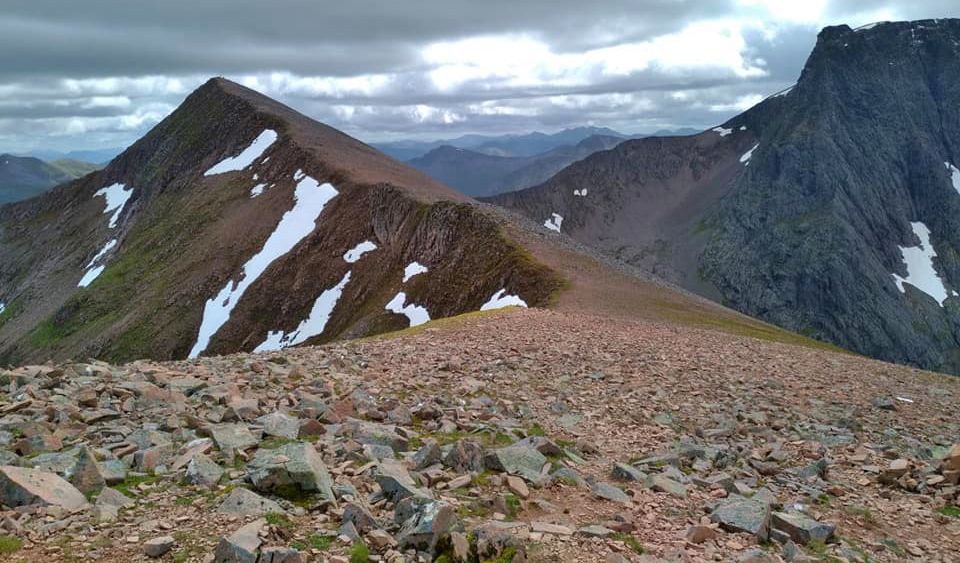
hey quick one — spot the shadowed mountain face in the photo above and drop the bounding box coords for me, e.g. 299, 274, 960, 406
0, 155, 99, 204
491, 19, 960, 374
408, 135, 625, 198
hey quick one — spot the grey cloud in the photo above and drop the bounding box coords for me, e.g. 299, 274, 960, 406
0, 0, 957, 153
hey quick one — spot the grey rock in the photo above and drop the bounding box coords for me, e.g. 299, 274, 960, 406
342, 501, 379, 532
591, 481, 631, 503
246, 441, 335, 503
217, 487, 284, 515
396, 499, 461, 552
771, 511, 836, 545
256, 412, 300, 440
208, 423, 258, 451
484, 445, 548, 484
343, 419, 408, 452
710, 495, 771, 540
259, 547, 304, 563
144, 536, 175, 558
214, 518, 265, 563
0, 465, 89, 510
646, 474, 688, 498
443, 439, 485, 473
611, 462, 646, 482
412, 439, 442, 470
185, 453, 224, 489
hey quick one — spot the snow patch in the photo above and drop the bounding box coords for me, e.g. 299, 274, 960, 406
253, 272, 352, 352
712, 126, 733, 137
344, 241, 378, 263
480, 289, 528, 311
403, 262, 428, 282
385, 292, 430, 327
895, 396, 914, 403
573, 189, 588, 197
891, 221, 949, 306
189, 172, 339, 358
250, 183, 267, 198
544, 213, 563, 233
79, 238, 118, 287
95, 183, 133, 228
78, 266, 105, 288
945, 162, 960, 195
204, 129, 278, 176
740, 144, 759, 165
739, 125, 747, 131
0, 303, 5, 315
772, 86, 794, 98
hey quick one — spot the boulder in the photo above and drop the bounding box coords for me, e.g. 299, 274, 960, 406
185, 453, 224, 489
484, 445, 548, 484
256, 412, 300, 440
396, 499, 460, 552
214, 518, 265, 563
69, 446, 106, 494
144, 536, 176, 558
771, 512, 836, 545
217, 487, 285, 515
0, 465, 89, 510
246, 442, 335, 503
208, 423, 258, 451
710, 495, 771, 540
443, 439, 485, 473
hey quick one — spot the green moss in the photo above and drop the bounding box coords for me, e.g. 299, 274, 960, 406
114, 473, 160, 497
526, 423, 546, 437
349, 541, 370, 563
504, 494, 521, 520
484, 545, 518, 563
271, 485, 318, 508
0, 535, 23, 555
259, 436, 295, 450
265, 512, 295, 529
936, 505, 960, 518
29, 318, 70, 347
612, 533, 644, 555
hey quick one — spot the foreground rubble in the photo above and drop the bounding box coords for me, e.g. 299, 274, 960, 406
0, 309, 958, 562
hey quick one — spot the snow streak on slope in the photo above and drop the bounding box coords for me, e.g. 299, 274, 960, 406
712, 126, 733, 137
544, 213, 563, 233
891, 221, 949, 306
402, 262, 428, 282
480, 289, 528, 311
189, 172, 339, 358
345, 241, 378, 263
95, 183, 133, 228
740, 144, 759, 165
204, 130, 278, 176
253, 272, 352, 353
78, 239, 118, 288
385, 292, 430, 327
946, 162, 960, 195
0, 303, 5, 315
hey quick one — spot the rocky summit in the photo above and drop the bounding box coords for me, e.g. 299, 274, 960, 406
491, 19, 960, 375
0, 309, 958, 562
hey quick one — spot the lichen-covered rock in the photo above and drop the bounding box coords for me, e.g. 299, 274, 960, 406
246, 441, 335, 503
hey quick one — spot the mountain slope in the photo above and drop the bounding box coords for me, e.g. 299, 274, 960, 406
0, 78, 788, 365
0, 154, 98, 204
409, 135, 625, 197
491, 19, 960, 374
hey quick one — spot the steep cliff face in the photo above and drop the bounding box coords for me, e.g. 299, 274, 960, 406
492, 19, 960, 373
0, 78, 562, 364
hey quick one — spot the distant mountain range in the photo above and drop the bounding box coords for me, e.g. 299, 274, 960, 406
26, 148, 125, 165
408, 135, 627, 197
0, 154, 101, 204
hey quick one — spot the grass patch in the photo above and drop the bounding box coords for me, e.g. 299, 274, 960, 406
264, 512, 295, 530
504, 494, 521, 520
526, 423, 547, 437
115, 473, 161, 497
0, 535, 23, 555
293, 533, 334, 552
487, 545, 518, 563
349, 541, 370, 563
612, 533, 644, 555
845, 505, 878, 526
936, 505, 960, 518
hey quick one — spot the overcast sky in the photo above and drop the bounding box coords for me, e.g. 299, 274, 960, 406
0, 1, 957, 155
